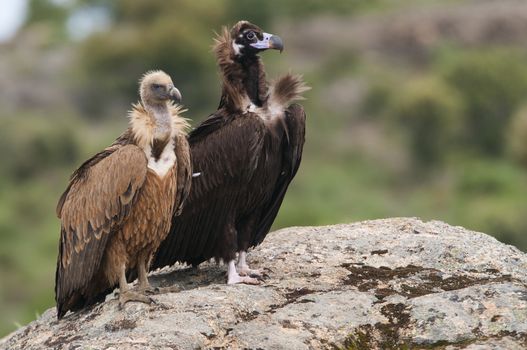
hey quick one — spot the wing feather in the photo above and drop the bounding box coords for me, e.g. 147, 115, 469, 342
252, 103, 306, 245
55, 144, 147, 317
173, 134, 192, 216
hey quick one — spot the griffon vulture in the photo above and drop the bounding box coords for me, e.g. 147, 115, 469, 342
152, 21, 308, 284
55, 71, 191, 318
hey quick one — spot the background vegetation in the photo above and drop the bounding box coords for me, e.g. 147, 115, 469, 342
1, 0, 527, 337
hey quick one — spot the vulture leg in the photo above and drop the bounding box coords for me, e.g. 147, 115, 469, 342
227, 260, 259, 285
137, 255, 154, 293
236, 251, 262, 277
118, 263, 131, 293
135, 255, 180, 294
118, 263, 155, 307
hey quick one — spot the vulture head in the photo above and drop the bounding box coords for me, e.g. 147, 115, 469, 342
139, 70, 182, 106
230, 20, 284, 58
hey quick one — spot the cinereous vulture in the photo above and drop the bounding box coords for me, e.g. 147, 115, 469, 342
153, 21, 308, 284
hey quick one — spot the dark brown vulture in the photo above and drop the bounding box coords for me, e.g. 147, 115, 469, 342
152, 21, 308, 284
55, 71, 192, 318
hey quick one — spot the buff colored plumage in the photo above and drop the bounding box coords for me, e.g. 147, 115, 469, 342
55, 70, 191, 318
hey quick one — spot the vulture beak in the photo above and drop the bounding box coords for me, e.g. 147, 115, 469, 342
169, 86, 182, 104
250, 32, 284, 53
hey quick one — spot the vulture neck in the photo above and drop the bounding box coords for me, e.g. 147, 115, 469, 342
145, 102, 172, 142
129, 100, 188, 162
220, 54, 268, 112
240, 55, 266, 106
134, 101, 177, 177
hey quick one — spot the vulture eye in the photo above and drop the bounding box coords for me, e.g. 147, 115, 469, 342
152, 84, 162, 90
245, 31, 256, 40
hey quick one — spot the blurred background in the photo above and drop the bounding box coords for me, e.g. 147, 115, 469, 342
1, 0, 527, 337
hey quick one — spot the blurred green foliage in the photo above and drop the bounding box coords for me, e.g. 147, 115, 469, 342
390, 76, 462, 168
2, 0, 527, 339
441, 49, 527, 155
0, 116, 79, 181
508, 105, 527, 166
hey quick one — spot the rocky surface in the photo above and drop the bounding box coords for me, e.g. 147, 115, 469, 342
2, 217, 527, 349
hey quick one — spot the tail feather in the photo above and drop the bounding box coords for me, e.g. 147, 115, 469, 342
56, 267, 114, 319
57, 288, 111, 319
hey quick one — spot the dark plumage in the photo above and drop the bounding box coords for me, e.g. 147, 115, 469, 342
152, 21, 309, 284
55, 71, 191, 318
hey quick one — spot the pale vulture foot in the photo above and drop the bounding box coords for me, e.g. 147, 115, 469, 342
228, 273, 260, 285
236, 250, 262, 277
237, 265, 263, 277
118, 290, 156, 308
227, 260, 260, 285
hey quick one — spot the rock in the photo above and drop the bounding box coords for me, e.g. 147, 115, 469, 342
1, 217, 527, 349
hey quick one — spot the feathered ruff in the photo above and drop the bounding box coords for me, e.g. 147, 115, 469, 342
58, 102, 189, 218
213, 26, 268, 112
269, 73, 310, 108
256, 74, 310, 126
255, 74, 309, 142
212, 27, 234, 72
128, 102, 190, 149
213, 27, 245, 111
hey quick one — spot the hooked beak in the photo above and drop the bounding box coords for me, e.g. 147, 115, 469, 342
250, 32, 284, 53
169, 86, 182, 104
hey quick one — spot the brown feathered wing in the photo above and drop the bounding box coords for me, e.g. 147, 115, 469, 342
55, 144, 147, 318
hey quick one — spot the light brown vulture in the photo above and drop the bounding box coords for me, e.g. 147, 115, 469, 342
55, 71, 191, 318
152, 21, 309, 284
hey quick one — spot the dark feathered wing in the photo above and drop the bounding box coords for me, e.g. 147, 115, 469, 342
55, 144, 147, 318
173, 134, 192, 216
152, 112, 266, 268
251, 103, 306, 246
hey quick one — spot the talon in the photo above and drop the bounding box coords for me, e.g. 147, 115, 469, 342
238, 266, 262, 278
138, 286, 156, 295
236, 251, 262, 279
228, 259, 260, 285
118, 291, 156, 308
228, 274, 260, 285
